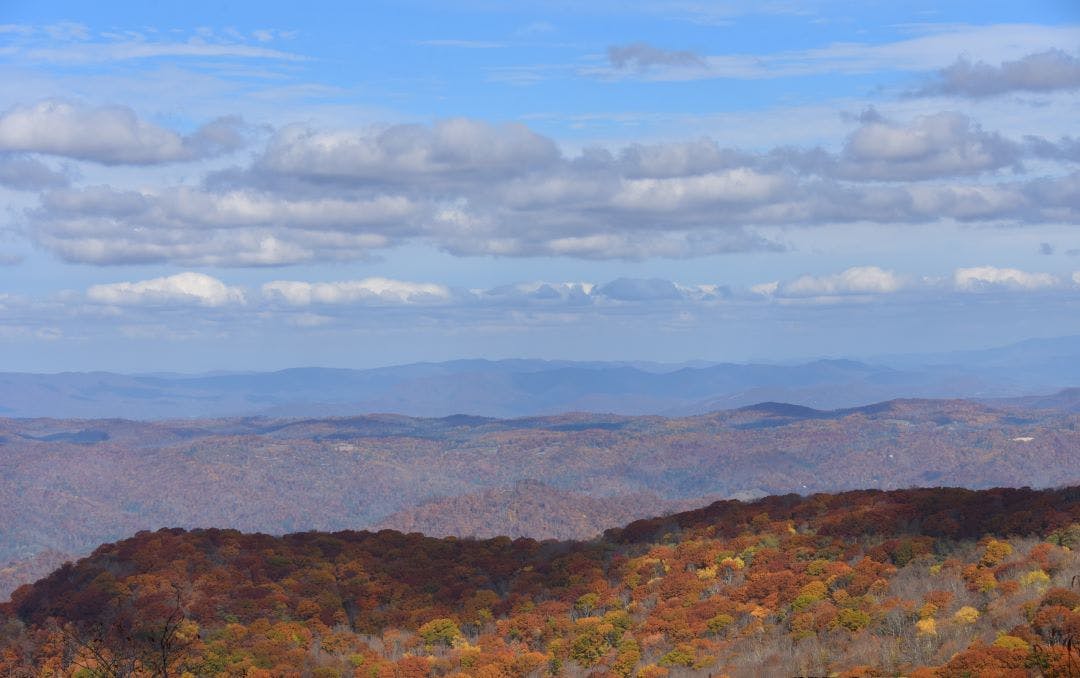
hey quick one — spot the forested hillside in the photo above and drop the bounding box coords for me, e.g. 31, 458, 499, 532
2, 486, 1078, 676
3, 398, 1079, 600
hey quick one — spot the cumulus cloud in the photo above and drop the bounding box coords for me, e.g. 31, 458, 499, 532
86, 272, 246, 306
0, 101, 248, 165
917, 49, 1080, 98
953, 266, 1058, 291
261, 278, 452, 305
607, 42, 706, 71
255, 118, 559, 183
774, 266, 905, 298
837, 111, 1019, 180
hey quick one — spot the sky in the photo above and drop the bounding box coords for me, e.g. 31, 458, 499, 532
0, 0, 1079, 371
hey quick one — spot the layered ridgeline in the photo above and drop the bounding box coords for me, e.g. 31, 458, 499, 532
2, 487, 1079, 676
3, 397, 1080, 600
10, 333, 1080, 420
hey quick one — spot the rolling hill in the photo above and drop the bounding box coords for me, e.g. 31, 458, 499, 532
2, 396, 1078, 600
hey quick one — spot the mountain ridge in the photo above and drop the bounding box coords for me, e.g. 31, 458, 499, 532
5, 333, 1080, 419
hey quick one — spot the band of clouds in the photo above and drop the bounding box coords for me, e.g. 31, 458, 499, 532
15, 101, 1080, 266
79, 265, 1080, 312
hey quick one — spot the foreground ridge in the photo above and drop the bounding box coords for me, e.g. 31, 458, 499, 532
3, 485, 1079, 676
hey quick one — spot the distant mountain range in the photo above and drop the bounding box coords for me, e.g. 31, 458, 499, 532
6, 334, 1080, 418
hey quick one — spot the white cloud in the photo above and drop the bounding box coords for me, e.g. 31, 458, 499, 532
1071, 271, 1080, 286
261, 278, 453, 305
779, 266, 905, 297
953, 266, 1058, 291
87, 272, 246, 307
0, 101, 247, 164
838, 111, 1018, 180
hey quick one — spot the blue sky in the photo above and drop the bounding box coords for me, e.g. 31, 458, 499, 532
0, 0, 1079, 371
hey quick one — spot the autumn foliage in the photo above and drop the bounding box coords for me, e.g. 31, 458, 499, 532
1, 485, 1079, 677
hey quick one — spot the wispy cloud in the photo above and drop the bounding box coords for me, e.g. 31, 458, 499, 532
914, 49, 1080, 98
3, 23, 306, 64
607, 42, 706, 71
581, 24, 1080, 82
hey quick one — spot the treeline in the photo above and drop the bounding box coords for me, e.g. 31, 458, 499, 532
2, 486, 1079, 676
